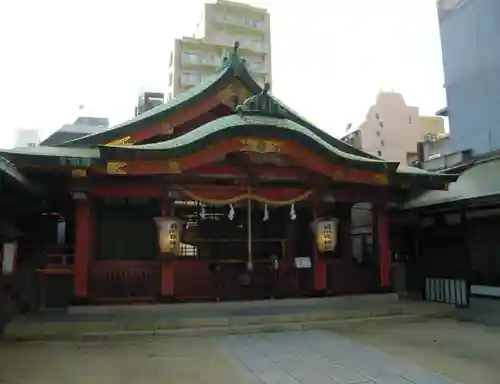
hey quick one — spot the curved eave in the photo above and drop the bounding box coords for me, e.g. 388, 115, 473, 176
0, 157, 43, 196
232, 67, 381, 161
60, 68, 235, 148
0, 147, 101, 168
391, 173, 459, 190
99, 115, 397, 174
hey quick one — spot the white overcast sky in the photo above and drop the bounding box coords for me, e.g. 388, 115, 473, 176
0, 0, 445, 147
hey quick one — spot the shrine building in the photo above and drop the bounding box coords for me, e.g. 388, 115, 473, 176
0, 43, 457, 306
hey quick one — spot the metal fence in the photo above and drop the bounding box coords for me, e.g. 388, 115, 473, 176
424, 277, 469, 307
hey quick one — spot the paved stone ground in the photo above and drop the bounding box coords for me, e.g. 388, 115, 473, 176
0, 325, 474, 384
336, 319, 500, 384
0, 337, 250, 384
218, 331, 461, 384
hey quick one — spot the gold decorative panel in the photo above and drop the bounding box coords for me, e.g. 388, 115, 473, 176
71, 169, 87, 178
240, 138, 282, 154
105, 136, 134, 146
166, 161, 181, 174
106, 162, 127, 174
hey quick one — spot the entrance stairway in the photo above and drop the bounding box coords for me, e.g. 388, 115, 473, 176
3, 294, 456, 341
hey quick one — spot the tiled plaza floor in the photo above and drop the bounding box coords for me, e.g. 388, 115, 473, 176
3, 320, 498, 383
218, 330, 461, 384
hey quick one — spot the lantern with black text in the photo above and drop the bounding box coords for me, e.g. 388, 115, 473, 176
311, 218, 339, 253
154, 217, 183, 255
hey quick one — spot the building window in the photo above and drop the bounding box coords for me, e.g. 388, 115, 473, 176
376, 131, 381, 137
408, 115, 412, 124
377, 150, 382, 156
381, 140, 385, 146
379, 121, 384, 128
375, 113, 380, 119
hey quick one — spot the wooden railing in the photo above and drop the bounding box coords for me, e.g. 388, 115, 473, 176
174, 259, 307, 301
89, 261, 160, 301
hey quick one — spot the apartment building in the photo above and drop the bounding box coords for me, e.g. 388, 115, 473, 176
167, 0, 271, 99
135, 90, 164, 116
437, 0, 500, 155
341, 92, 446, 164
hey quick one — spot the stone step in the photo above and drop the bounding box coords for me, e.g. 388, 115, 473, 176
4, 300, 455, 341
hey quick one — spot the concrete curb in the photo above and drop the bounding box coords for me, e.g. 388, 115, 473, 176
4, 311, 455, 341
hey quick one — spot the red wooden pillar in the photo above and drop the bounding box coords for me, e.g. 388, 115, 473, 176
313, 197, 327, 293
74, 199, 91, 299
160, 199, 175, 300
376, 204, 391, 287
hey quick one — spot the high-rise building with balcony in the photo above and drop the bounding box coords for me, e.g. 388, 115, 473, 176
167, 0, 271, 100
437, 0, 500, 155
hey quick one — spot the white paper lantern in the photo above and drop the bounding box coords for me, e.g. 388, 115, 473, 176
311, 218, 339, 253
154, 217, 183, 255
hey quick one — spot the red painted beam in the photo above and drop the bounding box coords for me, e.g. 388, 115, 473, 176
91, 185, 162, 197
130, 94, 223, 143
191, 163, 303, 179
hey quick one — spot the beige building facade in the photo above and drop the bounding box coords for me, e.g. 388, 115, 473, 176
341, 92, 446, 164
167, 0, 271, 100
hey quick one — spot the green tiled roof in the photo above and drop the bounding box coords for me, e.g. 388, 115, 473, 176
0, 147, 99, 158
271, 98, 381, 161
0, 147, 100, 168
61, 70, 232, 148
60, 41, 257, 148
402, 158, 500, 209
100, 114, 398, 174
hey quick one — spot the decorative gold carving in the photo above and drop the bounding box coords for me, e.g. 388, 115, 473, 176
166, 161, 181, 174
332, 169, 346, 180
216, 87, 233, 104
71, 169, 87, 178
105, 136, 134, 146
159, 121, 174, 135
373, 173, 389, 185
216, 81, 253, 108
106, 162, 127, 174
240, 138, 282, 154
232, 79, 253, 100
